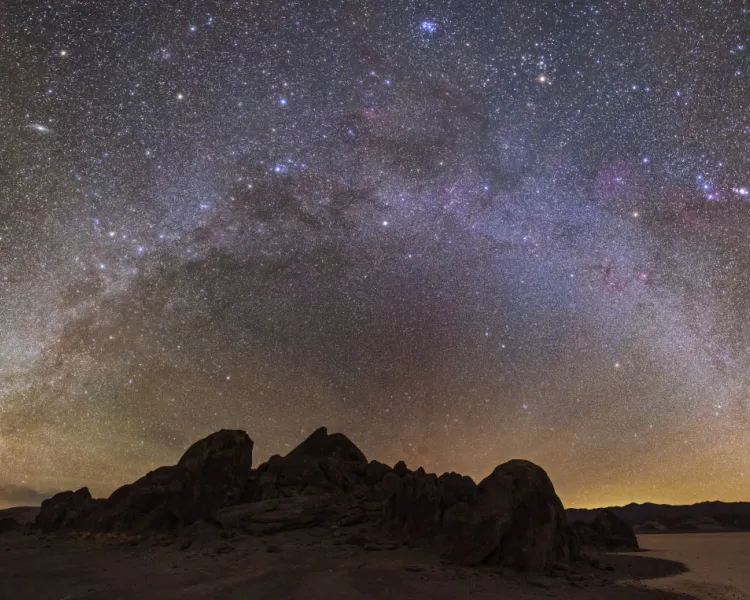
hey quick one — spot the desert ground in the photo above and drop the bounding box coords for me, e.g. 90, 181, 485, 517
1, 526, 748, 599
630, 533, 750, 600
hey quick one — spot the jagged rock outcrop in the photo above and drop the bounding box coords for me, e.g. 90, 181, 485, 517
105, 428, 253, 527
31, 426, 577, 573
286, 427, 366, 464
250, 427, 369, 500
383, 470, 478, 539
34, 430, 253, 532
35, 488, 102, 533
385, 471, 442, 538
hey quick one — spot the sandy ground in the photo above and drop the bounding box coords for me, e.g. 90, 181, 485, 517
0, 526, 709, 600
630, 533, 750, 600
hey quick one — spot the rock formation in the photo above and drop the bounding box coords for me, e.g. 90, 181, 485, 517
571, 509, 639, 551
35, 429, 253, 533
33, 426, 578, 572
633, 520, 667, 534
35, 487, 102, 533
0, 517, 20, 534
591, 510, 639, 550
445, 460, 574, 571
248, 427, 370, 501
383, 459, 572, 571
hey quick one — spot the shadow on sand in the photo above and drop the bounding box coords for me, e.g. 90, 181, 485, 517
605, 551, 689, 581
590, 551, 701, 600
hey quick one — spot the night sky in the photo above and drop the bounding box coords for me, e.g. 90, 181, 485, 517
1, 0, 750, 510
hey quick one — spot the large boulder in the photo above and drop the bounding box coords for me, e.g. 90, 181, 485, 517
590, 510, 639, 550
384, 460, 573, 572
393, 461, 410, 477
104, 429, 254, 528
178, 429, 254, 478
436, 473, 478, 539
0, 517, 20, 534
252, 427, 368, 500
34, 430, 254, 533
34, 487, 102, 533
443, 460, 573, 572
571, 510, 639, 551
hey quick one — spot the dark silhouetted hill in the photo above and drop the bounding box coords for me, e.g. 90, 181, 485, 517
567, 501, 750, 533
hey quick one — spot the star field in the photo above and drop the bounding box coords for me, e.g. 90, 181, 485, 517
1, 0, 750, 509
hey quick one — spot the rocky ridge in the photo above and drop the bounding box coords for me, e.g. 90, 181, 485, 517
27, 427, 634, 573
567, 501, 750, 533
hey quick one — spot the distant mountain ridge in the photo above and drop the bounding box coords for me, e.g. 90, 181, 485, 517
566, 501, 750, 533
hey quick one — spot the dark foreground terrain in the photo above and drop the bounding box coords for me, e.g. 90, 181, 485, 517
0, 526, 705, 600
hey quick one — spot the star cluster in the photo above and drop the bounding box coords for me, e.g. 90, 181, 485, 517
1, 0, 749, 508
